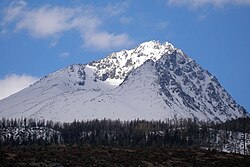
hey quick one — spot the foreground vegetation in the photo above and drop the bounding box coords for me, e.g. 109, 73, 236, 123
1, 145, 250, 167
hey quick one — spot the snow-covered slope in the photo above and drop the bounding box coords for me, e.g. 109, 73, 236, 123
0, 41, 247, 122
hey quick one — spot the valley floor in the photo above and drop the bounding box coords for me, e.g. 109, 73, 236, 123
1, 145, 250, 167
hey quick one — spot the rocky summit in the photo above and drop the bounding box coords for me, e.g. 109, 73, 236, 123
0, 41, 246, 122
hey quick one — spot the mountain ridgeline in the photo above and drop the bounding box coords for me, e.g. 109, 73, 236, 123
0, 41, 247, 122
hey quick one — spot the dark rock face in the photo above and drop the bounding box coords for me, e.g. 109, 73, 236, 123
149, 50, 246, 121
68, 64, 86, 86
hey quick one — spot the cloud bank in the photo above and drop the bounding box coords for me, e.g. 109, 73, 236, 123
0, 74, 39, 100
1, 1, 133, 51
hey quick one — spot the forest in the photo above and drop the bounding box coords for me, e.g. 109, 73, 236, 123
1, 117, 250, 154
1, 117, 250, 166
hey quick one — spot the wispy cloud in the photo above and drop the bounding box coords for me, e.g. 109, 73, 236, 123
83, 32, 133, 50
167, 0, 250, 9
120, 16, 133, 24
102, 2, 129, 16
197, 14, 207, 21
1, 1, 134, 51
49, 35, 59, 47
1, 0, 27, 25
0, 74, 39, 100
59, 52, 70, 58
156, 21, 169, 30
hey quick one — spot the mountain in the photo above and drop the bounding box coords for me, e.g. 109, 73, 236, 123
0, 41, 247, 122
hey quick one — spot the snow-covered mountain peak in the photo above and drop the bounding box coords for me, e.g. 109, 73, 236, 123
134, 40, 175, 53
0, 40, 247, 122
89, 40, 177, 86
132, 40, 175, 59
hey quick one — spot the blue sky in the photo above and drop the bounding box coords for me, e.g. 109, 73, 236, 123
0, 0, 249, 112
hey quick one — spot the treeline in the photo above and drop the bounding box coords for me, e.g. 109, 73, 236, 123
0, 117, 249, 154
60, 118, 204, 147
218, 117, 250, 133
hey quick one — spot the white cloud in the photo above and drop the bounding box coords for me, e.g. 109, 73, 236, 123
15, 6, 76, 38
59, 52, 70, 58
167, 0, 250, 9
0, 74, 39, 100
1, 2, 133, 51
